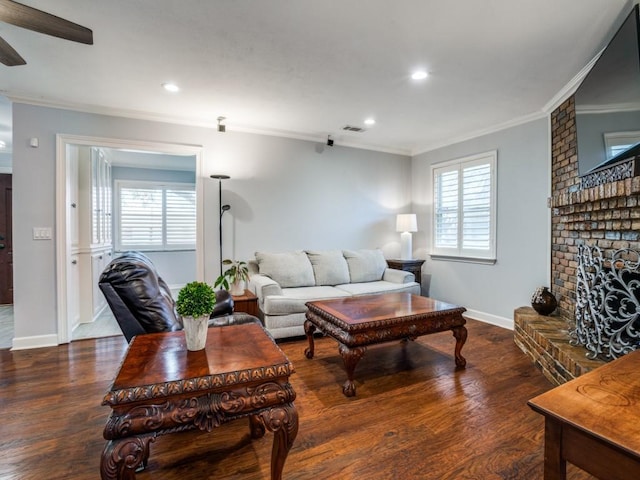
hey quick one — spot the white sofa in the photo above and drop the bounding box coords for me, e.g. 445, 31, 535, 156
248, 249, 421, 339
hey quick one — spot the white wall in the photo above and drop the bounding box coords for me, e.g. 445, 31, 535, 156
411, 118, 550, 328
12, 103, 411, 346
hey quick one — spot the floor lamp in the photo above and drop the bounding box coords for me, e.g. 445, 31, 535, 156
211, 174, 230, 276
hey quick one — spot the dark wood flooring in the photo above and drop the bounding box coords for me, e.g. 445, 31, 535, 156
0, 319, 596, 479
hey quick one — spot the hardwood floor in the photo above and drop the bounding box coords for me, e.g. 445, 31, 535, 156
0, 319, 596, 479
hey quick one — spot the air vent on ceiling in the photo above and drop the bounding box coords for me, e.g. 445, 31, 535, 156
342, 125, 366, 133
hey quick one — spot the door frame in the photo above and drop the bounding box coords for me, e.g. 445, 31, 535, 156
0, 173, 12, 305
55, 134, 204, 344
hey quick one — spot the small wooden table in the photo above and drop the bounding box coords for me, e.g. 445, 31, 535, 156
232, 289, 259, 316
386, 258, 426, 285
304, 293, 467, 397
528, 350, 640, 479
101, 322, 298, 480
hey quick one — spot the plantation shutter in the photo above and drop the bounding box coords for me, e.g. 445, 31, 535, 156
434, 167, 459, 249
461, 163, 491, 251
431, 151, 496, 261
166, 188, 196, 247
119, 187, 163, 247
117, 181, 196, 251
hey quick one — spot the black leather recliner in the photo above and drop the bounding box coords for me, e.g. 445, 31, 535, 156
99, 251, 258, 342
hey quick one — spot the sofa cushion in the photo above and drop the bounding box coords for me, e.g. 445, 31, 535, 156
255, 251, 315, 288
342, 249, 387, 283
336, 280, 420, 296
263, 286, 350, 315
306, 249, 350, 286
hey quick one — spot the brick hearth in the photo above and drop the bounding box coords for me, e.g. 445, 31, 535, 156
513, 307, 604, 386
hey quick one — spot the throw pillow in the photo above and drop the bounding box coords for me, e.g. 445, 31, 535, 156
306, 250, 350, 286
342, 249, 387, 283
255, 250, 315, 288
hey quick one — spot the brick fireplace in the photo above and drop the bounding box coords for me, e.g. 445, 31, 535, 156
514, 96, 640, 385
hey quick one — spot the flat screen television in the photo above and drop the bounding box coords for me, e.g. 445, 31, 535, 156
575, 5, 640, 176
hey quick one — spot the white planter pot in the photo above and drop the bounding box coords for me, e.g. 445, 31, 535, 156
182, 315, 209, 351
230, 280, 245, 296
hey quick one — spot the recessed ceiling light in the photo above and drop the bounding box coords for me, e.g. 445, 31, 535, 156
162, 82, 180, 93
0, 141, 5, 149
364, 118, 376, 126
411, 70, 428, 80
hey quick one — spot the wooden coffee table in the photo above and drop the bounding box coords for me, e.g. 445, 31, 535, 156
100, 322, 298, 480
304, 293, 467, 397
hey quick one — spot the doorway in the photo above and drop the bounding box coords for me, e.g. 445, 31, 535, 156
56, 135, 204, 344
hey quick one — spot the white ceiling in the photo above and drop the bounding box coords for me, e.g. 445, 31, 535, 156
0, 0, 634, 156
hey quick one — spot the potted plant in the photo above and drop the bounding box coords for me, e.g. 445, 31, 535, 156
176, 281, 216, 351
215, 259, 250, 296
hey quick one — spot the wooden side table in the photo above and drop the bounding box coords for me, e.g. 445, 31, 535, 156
386, 259, 425, 285
528, 349, 640, 479
232, 289, 259, 316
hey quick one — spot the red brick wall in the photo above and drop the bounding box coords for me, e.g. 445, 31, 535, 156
551, 96, 640, 324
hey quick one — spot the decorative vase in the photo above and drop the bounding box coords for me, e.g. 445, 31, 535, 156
230, 280, 245, 296
182, 315, 209, 351
531, 286, 558, 316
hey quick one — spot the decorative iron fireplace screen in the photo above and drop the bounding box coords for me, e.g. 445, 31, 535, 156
573, 244, 640, 360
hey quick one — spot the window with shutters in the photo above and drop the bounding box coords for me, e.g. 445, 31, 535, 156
115, 180, 196, 251
431, 151, 497, 262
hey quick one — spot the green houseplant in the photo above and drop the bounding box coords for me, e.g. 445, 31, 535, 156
176, 281, 216, 351
214, 259, 250, 296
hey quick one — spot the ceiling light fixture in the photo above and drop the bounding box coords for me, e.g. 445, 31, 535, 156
162, 82, 180, 93
364, 118, 376, 126
0, 140, 5, 149
411, 70, 428, 80
217, 116, 226, 133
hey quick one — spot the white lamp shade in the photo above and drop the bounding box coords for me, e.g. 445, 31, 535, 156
396, 213, 418, 233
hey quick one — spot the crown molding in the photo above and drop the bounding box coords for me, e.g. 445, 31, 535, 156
4, 93, 412, 157
542, 48, 604, 114
230, 124, 411, 156
410, 110, 547, 157
4, 93, 217, 130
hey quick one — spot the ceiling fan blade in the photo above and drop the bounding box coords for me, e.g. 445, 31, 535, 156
0, 33, 25, 65
0, 0, 93, 45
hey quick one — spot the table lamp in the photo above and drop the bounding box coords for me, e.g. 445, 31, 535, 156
396, 213, 417, 260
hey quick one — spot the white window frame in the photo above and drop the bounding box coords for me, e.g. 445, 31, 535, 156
114, 179, 196, 252
430, 150, 497, 264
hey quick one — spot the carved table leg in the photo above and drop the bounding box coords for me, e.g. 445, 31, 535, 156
452, 325, 468, 368
304, 320, 316, 359
100, 434, 156, 480
259, 403, 299, 480
249, 414, 266, 438
338, 344, 366, 397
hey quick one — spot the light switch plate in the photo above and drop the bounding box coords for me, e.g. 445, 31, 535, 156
33, 227, 52, 240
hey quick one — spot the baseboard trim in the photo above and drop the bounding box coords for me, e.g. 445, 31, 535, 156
465, 309, 513, 330
12, 334, 59, 351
